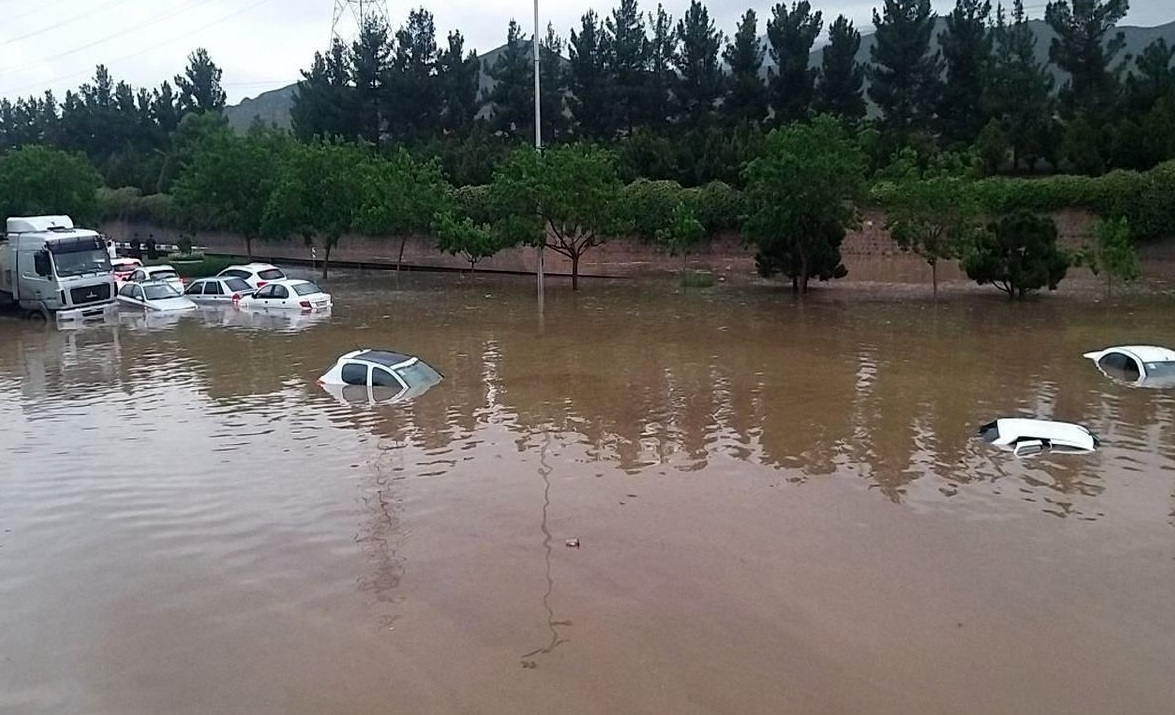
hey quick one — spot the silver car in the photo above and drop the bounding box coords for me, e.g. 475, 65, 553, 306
183, 276, 257, 304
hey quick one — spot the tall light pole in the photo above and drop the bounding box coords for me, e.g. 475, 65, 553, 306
533, 0, 544, 304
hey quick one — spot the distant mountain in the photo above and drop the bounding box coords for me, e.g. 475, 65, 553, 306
224, 19, 1175, 133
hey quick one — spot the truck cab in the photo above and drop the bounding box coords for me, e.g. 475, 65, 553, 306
0, 215, 117, 322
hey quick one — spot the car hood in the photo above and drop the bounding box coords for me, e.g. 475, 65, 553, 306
147, 297, 197, 312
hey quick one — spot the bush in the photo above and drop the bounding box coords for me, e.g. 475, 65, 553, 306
962, 210, 1070, 299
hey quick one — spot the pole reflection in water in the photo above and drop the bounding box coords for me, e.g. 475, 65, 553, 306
521, 429, 568, 668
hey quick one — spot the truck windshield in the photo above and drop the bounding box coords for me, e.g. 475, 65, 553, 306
52, 248, 111, 277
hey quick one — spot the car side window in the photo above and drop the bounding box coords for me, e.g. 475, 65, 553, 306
131, 285, 144, 301
204, 281, 223, 296
185, 281, 203, 295
1100, 352, 1141, 379
272, 285, 289, 300
340, 363, 368, 386
371, 367, 402, 388
131, 270, 144, 282
118, 283, 136, 297
254, 285, 275, 299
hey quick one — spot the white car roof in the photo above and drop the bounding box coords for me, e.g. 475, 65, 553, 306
981, 418, 1098, 452
1083, 345, 1175, 363
229, 263, 281, 271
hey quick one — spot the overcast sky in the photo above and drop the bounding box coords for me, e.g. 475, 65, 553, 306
0, 0, 1171, 105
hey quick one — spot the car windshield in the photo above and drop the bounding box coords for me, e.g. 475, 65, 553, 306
292, 282, 321, 296
143, 283, 181, 300
52, 249, 111, 277
395, 359, 442, 388
1144, 361, 1175, 377
224, 278, 252, 292
258, 269, 285, 280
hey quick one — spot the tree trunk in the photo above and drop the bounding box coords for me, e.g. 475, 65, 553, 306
571, 253, 580, 291
396, 236, 408, 272
931, 260, 938, 300
245, 235, 253, 260
322, 244, 332, 280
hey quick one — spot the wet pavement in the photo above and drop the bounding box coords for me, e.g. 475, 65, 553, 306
1, 271, 1173, 714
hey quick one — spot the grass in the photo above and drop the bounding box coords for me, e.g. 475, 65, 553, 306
143, 255, 238, 278
680, 269, 717, 288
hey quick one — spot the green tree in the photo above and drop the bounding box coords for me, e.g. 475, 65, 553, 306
172, 129, 290, 259
816, 15, 866, 120
647, 4, 680, 130
568, 10, 612, 139
1079, 216, 1139, 296
0, 145, 103, 222
742, 115, 866, 293
984, 0, 1056, 171
174, 48, 227, 115
350, 17, 391, 145
262, 141, 370, 279
1045, 0, 1129, 115
869, 0, 943, 132
539, 24, 571, 142
723, 10, 768, 126
484, 20, 534, 141
354, 149, 449, 271
1125, 38, 1175, 112
938, 0, 993, 144
490, 144, 629, 290
291, 40, 357, 141
655, 200, 706, 268
604, 0, 650, 135
433, 210, 514, 271
673, 1, 725, 129
767, 1, 823, 125
438, 31, 482, 136
962, 210, 1070, 299
882, 172, 981, 297
389, 8, 442, 142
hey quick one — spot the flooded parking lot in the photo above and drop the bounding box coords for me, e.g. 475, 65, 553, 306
1, 272, 1174, 715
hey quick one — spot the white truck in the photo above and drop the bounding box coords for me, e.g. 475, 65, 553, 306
0, 215, 117, 321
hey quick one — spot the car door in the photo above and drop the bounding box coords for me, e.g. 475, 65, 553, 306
130, 284, 146, 309
184, 280, 205, 300
269, 284, 291, 308
248, 284, 276, 307
202, 279, 225, 304
117, 282, 138, 306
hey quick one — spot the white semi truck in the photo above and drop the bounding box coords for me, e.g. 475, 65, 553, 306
0, 215, 117, 321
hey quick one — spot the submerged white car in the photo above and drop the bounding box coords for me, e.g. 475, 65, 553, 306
978, 418, 1100, 457
126, 264, 185, 293
318, 349, 443, 404
116, 280, 198, 312
1083, 345, 1175, 387
216, 262, 287, 289
236, 279, 332, 311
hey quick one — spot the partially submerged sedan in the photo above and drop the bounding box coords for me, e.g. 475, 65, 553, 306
978, 418, 1100, 457
116, 280, 197, 312
1083, 345, 1175, 387
318, 349, 443, 404
237, 279, 332, 312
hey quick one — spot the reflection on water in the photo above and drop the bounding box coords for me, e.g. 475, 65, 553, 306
2, 273, 1175, 714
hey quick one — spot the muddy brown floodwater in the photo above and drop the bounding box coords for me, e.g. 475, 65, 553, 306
2, 271, 1174, 715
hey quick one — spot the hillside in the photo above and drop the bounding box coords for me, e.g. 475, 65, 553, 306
224, 19, 1175, 132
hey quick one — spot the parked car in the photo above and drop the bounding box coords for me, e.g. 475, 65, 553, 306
111, 257, 142, 284
116, 279, 197, 312
126, 264, 184, 293
183, 276, 257, 304
216, 262, 287, 289
317, 349, 443, 404
978, 418, 1099, 457
235, 279, 332, 311
1083, 345, 1175, 387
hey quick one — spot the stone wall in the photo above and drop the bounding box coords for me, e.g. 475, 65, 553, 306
103, 206, 1174, 286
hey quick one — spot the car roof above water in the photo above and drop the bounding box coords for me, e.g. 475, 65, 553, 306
352, 350, 413, 368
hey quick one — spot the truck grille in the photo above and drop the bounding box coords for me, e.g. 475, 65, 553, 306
69, 283, 111, 306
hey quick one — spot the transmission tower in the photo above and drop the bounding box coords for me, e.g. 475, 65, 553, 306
330, 0, 391, 44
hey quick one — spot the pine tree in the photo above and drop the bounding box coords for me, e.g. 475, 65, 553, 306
723, 10, 768, 126
868, 0, 943, 132
673, 0, 725, 129
175, 48, 227, 115
604, 0, 649, 135
647, 4, 679, 129
569, 11, 611, 139
437, 31, 481, 137
766, 1, 823, 125
1045, 0, 1129, 115
984, 0, 1056, 170
290, 41, 356, 142
815, 15, 866, 120
540, 24, 570, 142
938, 1, 993, 143
1125, 38, 1175, 112
484, 20, 535, 141
350, 17, 390, 145
391, 8, 442, 142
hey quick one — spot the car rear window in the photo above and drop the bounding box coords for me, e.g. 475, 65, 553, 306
258, 269, 285, 280
292, 282, 321, 296
151, 269, 179, 279
224, 278, 252, 292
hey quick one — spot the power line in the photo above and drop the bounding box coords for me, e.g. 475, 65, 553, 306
1, 0, 279, 99
0, 0, 137, 46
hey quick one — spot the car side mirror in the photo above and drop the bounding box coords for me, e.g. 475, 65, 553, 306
33, 250, 51, 277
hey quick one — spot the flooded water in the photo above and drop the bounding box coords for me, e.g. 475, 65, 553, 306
2, 272, 1174, 715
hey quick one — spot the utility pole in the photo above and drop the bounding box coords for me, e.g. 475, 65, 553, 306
534, 0, 544, 305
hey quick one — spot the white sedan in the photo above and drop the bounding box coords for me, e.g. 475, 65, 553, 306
1083, 345, 1175, 386
126, 264, 185, 293
116, 280, 197, 312
235, 279, 332, 311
